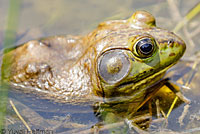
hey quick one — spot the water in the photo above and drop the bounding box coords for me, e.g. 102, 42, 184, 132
1, 0, 200, 133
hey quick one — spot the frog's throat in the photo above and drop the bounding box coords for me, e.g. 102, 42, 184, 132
104, 66, 169, 104
131, 65, 170, 91
114, 62, 177, 98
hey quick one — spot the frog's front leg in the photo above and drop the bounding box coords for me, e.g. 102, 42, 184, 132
93, 102, 131, 133
93, 111, 127, 134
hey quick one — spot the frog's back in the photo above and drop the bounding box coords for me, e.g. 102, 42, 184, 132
2, 35, 95, 103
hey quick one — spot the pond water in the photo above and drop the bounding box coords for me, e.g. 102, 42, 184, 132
1, 0, 200, 133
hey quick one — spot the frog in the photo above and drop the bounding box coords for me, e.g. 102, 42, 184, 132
1, 10, 186, 130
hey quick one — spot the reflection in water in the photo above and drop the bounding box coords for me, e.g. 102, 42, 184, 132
6, 76, 186, 133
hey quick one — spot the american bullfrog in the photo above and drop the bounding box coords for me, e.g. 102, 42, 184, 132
2, 10, 186, 108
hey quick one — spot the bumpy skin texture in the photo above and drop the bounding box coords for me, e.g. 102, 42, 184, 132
2, 11, 186, 103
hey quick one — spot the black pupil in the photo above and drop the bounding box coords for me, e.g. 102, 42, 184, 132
136, 38, 154, 56
140, 43, 153, 54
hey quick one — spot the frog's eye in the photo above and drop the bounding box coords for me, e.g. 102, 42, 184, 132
134, 38, 156, 58
97, 49, 131, 84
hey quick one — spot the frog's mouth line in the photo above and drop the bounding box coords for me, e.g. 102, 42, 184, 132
116, 61, 177, 90
104, 76, 171, 103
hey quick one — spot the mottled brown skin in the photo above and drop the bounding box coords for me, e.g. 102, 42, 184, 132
2, 11, 186, 104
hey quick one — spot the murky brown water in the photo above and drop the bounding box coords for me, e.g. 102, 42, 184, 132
1, 0, 200, 133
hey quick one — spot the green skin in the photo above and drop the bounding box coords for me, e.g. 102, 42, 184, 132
2, 10, 186, 110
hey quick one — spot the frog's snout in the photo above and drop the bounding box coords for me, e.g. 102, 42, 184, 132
158, 33, 186, 67
169, 37, 186, 58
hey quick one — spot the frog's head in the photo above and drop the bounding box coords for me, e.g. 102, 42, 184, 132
94, 11, 186, 101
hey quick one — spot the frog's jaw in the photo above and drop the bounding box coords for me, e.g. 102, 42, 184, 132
101, 69, 166, 103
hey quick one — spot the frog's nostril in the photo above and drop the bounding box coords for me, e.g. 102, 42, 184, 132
168, 39, 174, 45
169, 53, 175, 57
168, 39, 174, 48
